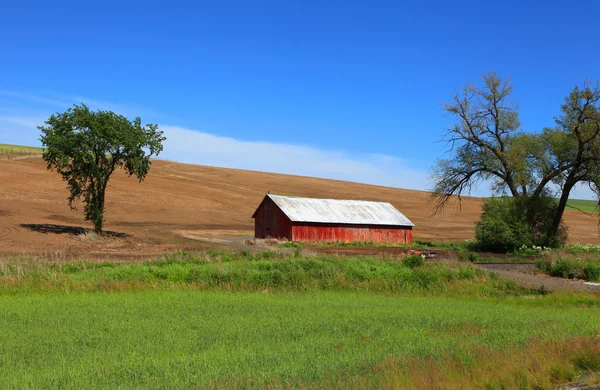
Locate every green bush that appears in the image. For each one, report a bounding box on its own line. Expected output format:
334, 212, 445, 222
402, 255, 425, 268
583, 263, 600, 282
475, 196, 566, 253
458, 252, 481, 262
536, 258, 581, 279
536, 259, 552, 274
550, 259, 576, 278
475, 198, 532, 252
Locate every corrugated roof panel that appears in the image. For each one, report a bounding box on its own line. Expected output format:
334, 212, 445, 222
267, 194, 415, 226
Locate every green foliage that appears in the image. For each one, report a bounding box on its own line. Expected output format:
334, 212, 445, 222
433, 74, 600, 244
537, 259, 569, 278
475, 197, 534, 252
535, 258, 600, 281
583, 263, 600, 282
475, 197, 566, 253
458, 252, 482, 262
39, 104, 165, 233
550, 259, 577, 279
402, 254, 424, 268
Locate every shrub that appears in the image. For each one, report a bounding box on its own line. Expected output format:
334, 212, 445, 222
583, 263, 600, 282
475, 197, 533, 253
475, 196, 566, 253
536, 259, 552, 274
402, 255, 425, 268
536, 258, 581, 279
458, 252, 481, 262
550, 259, 576, 278
468, 252, 481, 262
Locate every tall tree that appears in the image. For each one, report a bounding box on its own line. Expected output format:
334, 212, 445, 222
39, 104, 166, 233
432, 72, 600, 241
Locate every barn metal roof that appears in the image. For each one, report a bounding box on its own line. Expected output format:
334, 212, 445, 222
262, 194, 414, 226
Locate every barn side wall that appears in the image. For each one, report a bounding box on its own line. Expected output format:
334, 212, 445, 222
254, 198, 293, 240
292, 223, 413, 244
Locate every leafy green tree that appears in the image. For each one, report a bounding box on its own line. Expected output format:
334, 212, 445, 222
475, 197, 533, 253
432, 72, 600, 244
39, 104, 165, 233
475, 196, 567, 252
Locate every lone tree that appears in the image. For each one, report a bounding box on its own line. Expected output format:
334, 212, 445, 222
432, 72, 600, 246
39, 104, 165, 233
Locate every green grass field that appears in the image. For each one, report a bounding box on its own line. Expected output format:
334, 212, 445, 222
0, 291, 599, 389
0, 251, 600, 388
566, 198, 599, 213
0, 143, 43, 156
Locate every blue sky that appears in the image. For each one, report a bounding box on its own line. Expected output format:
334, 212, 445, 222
1, 0, 598, 199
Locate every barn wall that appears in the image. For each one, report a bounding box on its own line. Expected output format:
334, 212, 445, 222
292, 223, 412, 244
254, 197, 293, 240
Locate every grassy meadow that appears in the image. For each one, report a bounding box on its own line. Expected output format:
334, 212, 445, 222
0, 251, 599, 389
566, 198, 599, 213
0, 143, 44, 158
0, 251, 521, 296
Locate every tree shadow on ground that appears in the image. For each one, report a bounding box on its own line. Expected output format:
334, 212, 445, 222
20, 224, 130, 238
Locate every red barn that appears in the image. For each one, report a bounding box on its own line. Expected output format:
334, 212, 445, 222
252, 194, 414, 244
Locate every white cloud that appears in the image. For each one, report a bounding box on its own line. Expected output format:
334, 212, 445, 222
0, 116, 45, 128
160, 125, 430, 190
0, 90, 160, 119
0, 90, 596, 199
0, 116, 44, 146
0, 90, 71, 108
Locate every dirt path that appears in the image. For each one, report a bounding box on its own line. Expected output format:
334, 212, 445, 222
475, 263, 600, 293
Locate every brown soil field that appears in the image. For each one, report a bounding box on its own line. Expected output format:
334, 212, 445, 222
0, 157, 598, 259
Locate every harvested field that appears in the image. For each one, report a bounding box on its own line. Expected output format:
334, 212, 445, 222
0, 157, 598, 259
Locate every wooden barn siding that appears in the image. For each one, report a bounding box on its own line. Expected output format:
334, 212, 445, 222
292, 223, 412, 244
254, 197, 293, 240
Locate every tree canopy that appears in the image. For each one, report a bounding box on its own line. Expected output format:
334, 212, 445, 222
432, 72, 600, 243
39, 104, 166, 233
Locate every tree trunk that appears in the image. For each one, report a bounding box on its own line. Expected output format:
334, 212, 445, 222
548, 181, 575, 240
506, 174, 519, 198
92, 181, 107, 234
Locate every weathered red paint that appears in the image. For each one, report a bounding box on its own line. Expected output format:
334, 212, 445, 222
252, 196, 413, 244
292, 223, 412, 244
253, 196, 293, 240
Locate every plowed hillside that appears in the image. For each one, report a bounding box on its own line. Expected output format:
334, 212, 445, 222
0, 157, 597, 259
